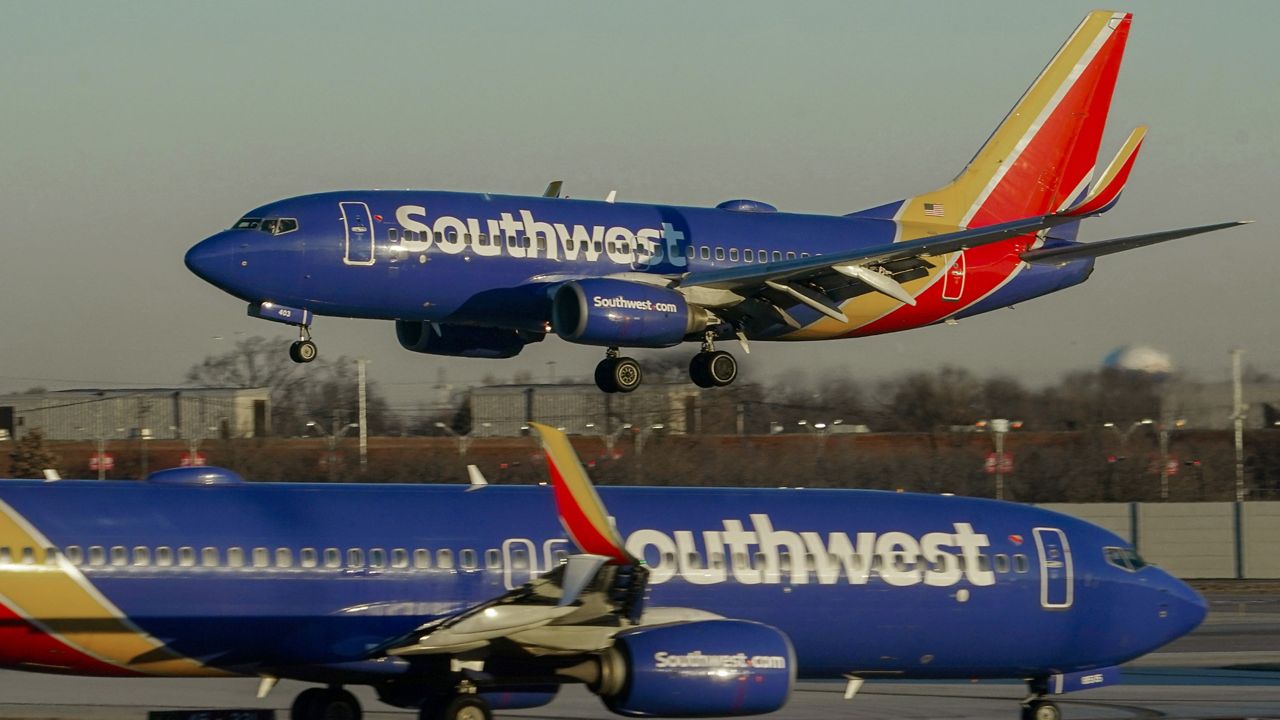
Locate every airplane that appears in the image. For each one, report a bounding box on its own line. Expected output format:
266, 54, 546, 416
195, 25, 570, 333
0, 423, 1205, 720
185, 10, 1244, 393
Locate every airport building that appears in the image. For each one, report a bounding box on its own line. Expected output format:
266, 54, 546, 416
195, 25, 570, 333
469, 383, 700, 437
1163, 380, 1280, 429
0, 388, 271, 441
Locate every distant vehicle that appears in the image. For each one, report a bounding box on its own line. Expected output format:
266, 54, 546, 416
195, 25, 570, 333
186, 9, 1243, 395
0, 424, 1203, 720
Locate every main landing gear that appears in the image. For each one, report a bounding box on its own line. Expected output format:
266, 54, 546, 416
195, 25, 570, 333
425, 693, 492, 720
290, 685, 361, 720
689, 332, 737, 389
594, 348, 643, 394
288, 325, 318, 364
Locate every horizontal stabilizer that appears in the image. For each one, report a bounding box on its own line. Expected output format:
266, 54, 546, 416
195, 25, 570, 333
1062, 126, 1147, 217
1021, 221, 1251, 265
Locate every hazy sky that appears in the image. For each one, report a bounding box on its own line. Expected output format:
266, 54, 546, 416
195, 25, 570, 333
1, 1, 1276, 402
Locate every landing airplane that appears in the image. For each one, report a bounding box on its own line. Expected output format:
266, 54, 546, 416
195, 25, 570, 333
0, 424, 1203, 720
186, 10, 1243, 393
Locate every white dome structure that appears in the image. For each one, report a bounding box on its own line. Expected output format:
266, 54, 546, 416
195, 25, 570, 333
1103, 345, 1175, 377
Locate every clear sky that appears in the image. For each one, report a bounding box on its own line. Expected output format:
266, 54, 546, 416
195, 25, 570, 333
1, 1, 1276, 400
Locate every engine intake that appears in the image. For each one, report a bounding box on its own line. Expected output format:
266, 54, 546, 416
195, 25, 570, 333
395, 321, 539, 359
593, 620, 795, 717
552, 279, 707, 348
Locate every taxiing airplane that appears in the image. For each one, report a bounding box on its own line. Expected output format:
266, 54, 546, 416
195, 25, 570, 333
186, 10, 1244, 393
0, 424, 1203, 720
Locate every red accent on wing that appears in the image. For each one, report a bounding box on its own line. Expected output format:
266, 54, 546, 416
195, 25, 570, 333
545, 452, 630, 564
0, 601, 140, 676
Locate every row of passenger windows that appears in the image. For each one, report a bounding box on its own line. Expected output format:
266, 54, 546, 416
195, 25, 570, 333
0, 545, 537, 572
0, 545, 1034, 576
387, 228, 811, 265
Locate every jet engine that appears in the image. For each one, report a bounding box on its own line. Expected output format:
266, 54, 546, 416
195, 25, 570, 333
394, 321, 540, 359
583, 620, 795, 717
551, 279, 708, 348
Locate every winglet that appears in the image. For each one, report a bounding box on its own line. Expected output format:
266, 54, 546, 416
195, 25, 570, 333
543, 180, 563, 198
529, 422, 634, 565
1062, 126, 1146, 217
465, 464, 488, 492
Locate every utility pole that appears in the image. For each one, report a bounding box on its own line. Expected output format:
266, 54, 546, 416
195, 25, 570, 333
357, 358, 368, 470
1232, 348, 1246, 502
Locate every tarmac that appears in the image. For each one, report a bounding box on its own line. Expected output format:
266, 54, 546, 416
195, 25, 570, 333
0, 592, 1275, 720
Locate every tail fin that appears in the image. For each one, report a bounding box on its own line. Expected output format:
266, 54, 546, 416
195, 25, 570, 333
901, 11, 1133, 229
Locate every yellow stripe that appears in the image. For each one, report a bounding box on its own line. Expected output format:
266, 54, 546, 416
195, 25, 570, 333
0, 501, 228, 676
1092, 125, 1146, 196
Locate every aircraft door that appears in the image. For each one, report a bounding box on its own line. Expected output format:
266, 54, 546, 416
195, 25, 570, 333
942, 251, 966, 300
340, 201, 376, 266
502, 538, 538, 590
1033, 527, 1073, 609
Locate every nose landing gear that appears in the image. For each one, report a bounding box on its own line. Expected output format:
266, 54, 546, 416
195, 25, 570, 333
289, 325, 318, 364
594, 347, 643, 394
689, 333, 738, 388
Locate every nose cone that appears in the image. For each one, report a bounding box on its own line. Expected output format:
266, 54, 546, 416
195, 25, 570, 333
1161, 573, 1209, 639
185, 231, 238, 288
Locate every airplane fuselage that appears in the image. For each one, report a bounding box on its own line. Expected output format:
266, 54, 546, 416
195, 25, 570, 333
188, 190, 1094, 342
0, 480, 1201, 683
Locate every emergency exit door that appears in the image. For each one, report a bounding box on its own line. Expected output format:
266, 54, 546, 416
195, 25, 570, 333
1034, 527, 1073, 609
341, 202, 375, 266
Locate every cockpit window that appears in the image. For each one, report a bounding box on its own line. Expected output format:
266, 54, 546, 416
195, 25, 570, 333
241, 217, 298, 235
1104, 546, 1148, 572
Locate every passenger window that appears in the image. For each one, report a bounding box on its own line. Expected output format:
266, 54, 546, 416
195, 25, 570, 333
977, 554, 991, 572
786, 252, 796, 260
391, 549, 408, 569
684, 245, 694, 258
700, 246, 710, 260
779, 551, 792, 572
1, 547, 14, 564
733, 552, 747, 569
299, 548, 317, 568
1014, 554, 1029, 573
110, 546, 128, 566
369, 549, 386, 569
478, 233, 488, 246
252, 547, 269, 568
177, 547, 196, 567
551, 549, 569, 566
347, 549, 365, 569
744, 249, 754, 262
324, 548, 341, 568
202, 547, 220, 567
43, 547, 58, 565
772, 251, 782, 262
463, 233, 472, 247
460, 549, 478, 570
65, 546, 83, 565
436, 232, 445, 244
88, 546, 106, 566
800, 252, 810, 258
227, 547, 245, 568
715, 248, 725, 261
388, 228, 399, 241
994, 553, 1010, 573
413, 549, 431, 569
275, 548, 293, 568
729, 248, 739, 261
710, 552, 725, 569
132, 546, 150, 567
437, 549, 455, 569
485, 549, 501, 569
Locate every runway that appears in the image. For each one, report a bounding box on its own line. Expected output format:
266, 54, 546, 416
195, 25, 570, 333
0, 592, 1275, 720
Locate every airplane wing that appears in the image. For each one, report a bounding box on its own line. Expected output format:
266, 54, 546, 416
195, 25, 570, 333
675, 214, 1077, 324
382, 424, 655, 658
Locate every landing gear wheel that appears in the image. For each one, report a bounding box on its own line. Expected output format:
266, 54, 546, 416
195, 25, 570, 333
1022, 700, 1060, 720
291, 689, 328, 720
426, 695, 492, 720
595, 358, 620, 393
611, 357, 642, 393
290, 340, 318, 364
689, 351, 737, 388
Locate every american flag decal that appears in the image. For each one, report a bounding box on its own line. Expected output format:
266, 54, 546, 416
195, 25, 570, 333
923, 202, 945, 217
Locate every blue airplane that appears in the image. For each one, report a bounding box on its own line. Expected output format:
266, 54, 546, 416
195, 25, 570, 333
0, 424, 1204, 720
184, 10, 1244, 393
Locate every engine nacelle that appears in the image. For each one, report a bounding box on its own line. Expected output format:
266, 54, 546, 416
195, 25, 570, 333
552, 279, 706, 348
395, 321, 538, 359
597, 620, 795, 717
